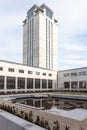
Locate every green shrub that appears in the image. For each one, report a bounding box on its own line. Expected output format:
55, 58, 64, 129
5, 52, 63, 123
53, 120, 60, 130
65, 125, 70, 130
28, 110, 33, 122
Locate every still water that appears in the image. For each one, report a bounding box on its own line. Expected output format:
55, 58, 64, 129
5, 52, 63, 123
18, 97, 87, 110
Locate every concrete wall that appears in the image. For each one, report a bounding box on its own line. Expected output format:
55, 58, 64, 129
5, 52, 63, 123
0, 60, 58, 92
0, 109, 45, 130
58, 67, 87, 91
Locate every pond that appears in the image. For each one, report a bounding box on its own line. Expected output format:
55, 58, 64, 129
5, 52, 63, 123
17, 96, 87, 110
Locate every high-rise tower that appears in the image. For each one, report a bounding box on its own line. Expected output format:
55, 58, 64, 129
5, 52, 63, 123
23, 4, 58, 70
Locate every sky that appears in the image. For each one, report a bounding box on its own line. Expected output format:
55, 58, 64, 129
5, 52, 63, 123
0, 0, 87, 70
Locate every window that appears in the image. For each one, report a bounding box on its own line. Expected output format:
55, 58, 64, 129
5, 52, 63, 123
71, 82, 77, 89
79, 81, 86, 88
43, 73, 46, 76
46, 9, 53, 19
0, 76, 4, 89
27, 78, 33, 89
42, 79, 47, 89
19, 69, 24, 73
7, 77, 15, 89
8, 68, 14, 72
28, 71, 33, 74
64, 73, 70, 77
49, 73, 52, 76
71, 73, 77, 76
78, 71, 87, 76
64, 82, 70, 88
36, 72, 40, 75
27, 6, 35, 19
17, 78, 25, 89
0, 67, 3, 71
48, 80, 52, 88
35, 79, 40, 89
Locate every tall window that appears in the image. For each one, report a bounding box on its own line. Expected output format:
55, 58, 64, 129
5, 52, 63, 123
0, 76, 4, 89
42, 79, 47, 89
35, 79, 40, 89
7, 77, 15, 89
48, 80, 52, 88
64, 82, 70, 88
18, 78, 25, 89
71, 82, 77, 89
27, 78, 33, 89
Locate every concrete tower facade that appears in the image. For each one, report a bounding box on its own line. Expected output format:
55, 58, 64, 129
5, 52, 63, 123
23, 4, 58, 71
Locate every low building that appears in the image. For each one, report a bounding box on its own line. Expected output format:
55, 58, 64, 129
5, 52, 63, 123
0, 60, 58, 93
58, 67, 87, 91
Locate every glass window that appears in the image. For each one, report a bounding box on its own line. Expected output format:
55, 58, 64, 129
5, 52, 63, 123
79, 81, 86, 88
64, 82, 70, 88
71, 82, 77, 89
8, 68, 14, 72
27, 6, 36, 19
71, 73, 77, 76
78, 71, 87, 76
17, 78, 25, 89
49, 73, 52, 76
42, 79, 47, 89
28, 71, 33, 74
46, 9, 53, 19
43, 73, 46, 76
35, 79, 40, 89
7, 77, 15, 89
0, 67, 3, 71
19, 69, 24, 73
64, 73, 70, 77
36, 72, 40, 75
27, 78, 33, 89
48, 80, 52, 88
0, 76, 4, 89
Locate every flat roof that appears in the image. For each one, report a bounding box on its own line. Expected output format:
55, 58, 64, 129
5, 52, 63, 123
58, 66, 87, 72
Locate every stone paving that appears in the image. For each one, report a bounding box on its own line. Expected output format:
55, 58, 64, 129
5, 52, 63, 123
47, 107, 87, 121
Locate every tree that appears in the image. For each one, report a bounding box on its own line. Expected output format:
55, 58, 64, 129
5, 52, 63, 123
28, 110, 33, 122
20, 110, 24, 118
65, 125, 70, 130
53, 120, 60, 130
35, 116, 41, 126
24, 112, 28, 120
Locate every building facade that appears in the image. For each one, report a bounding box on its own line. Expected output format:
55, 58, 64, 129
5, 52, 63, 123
58, 67, 87, 91
23, 4, 58, 71
0, 60, 57, 93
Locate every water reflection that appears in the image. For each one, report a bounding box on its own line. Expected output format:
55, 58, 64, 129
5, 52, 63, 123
19, 98, 87, 110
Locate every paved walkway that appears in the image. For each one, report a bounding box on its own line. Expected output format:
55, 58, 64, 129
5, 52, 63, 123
47, 107, 87, 121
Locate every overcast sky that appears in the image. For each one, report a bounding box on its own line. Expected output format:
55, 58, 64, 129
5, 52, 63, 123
0, 0, 87, 70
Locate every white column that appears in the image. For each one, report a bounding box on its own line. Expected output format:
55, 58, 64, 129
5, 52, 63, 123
33, 78, 35, 92
25, 78, 27, 92
4, 76, 7, 93
15, 77, 17, 92
40, 99, 42, 107
40, 79, 42, 91
52, 80, 54, 91
69, 82, 71, 91
47, 79, 48, 91
77, 81, 79, 89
